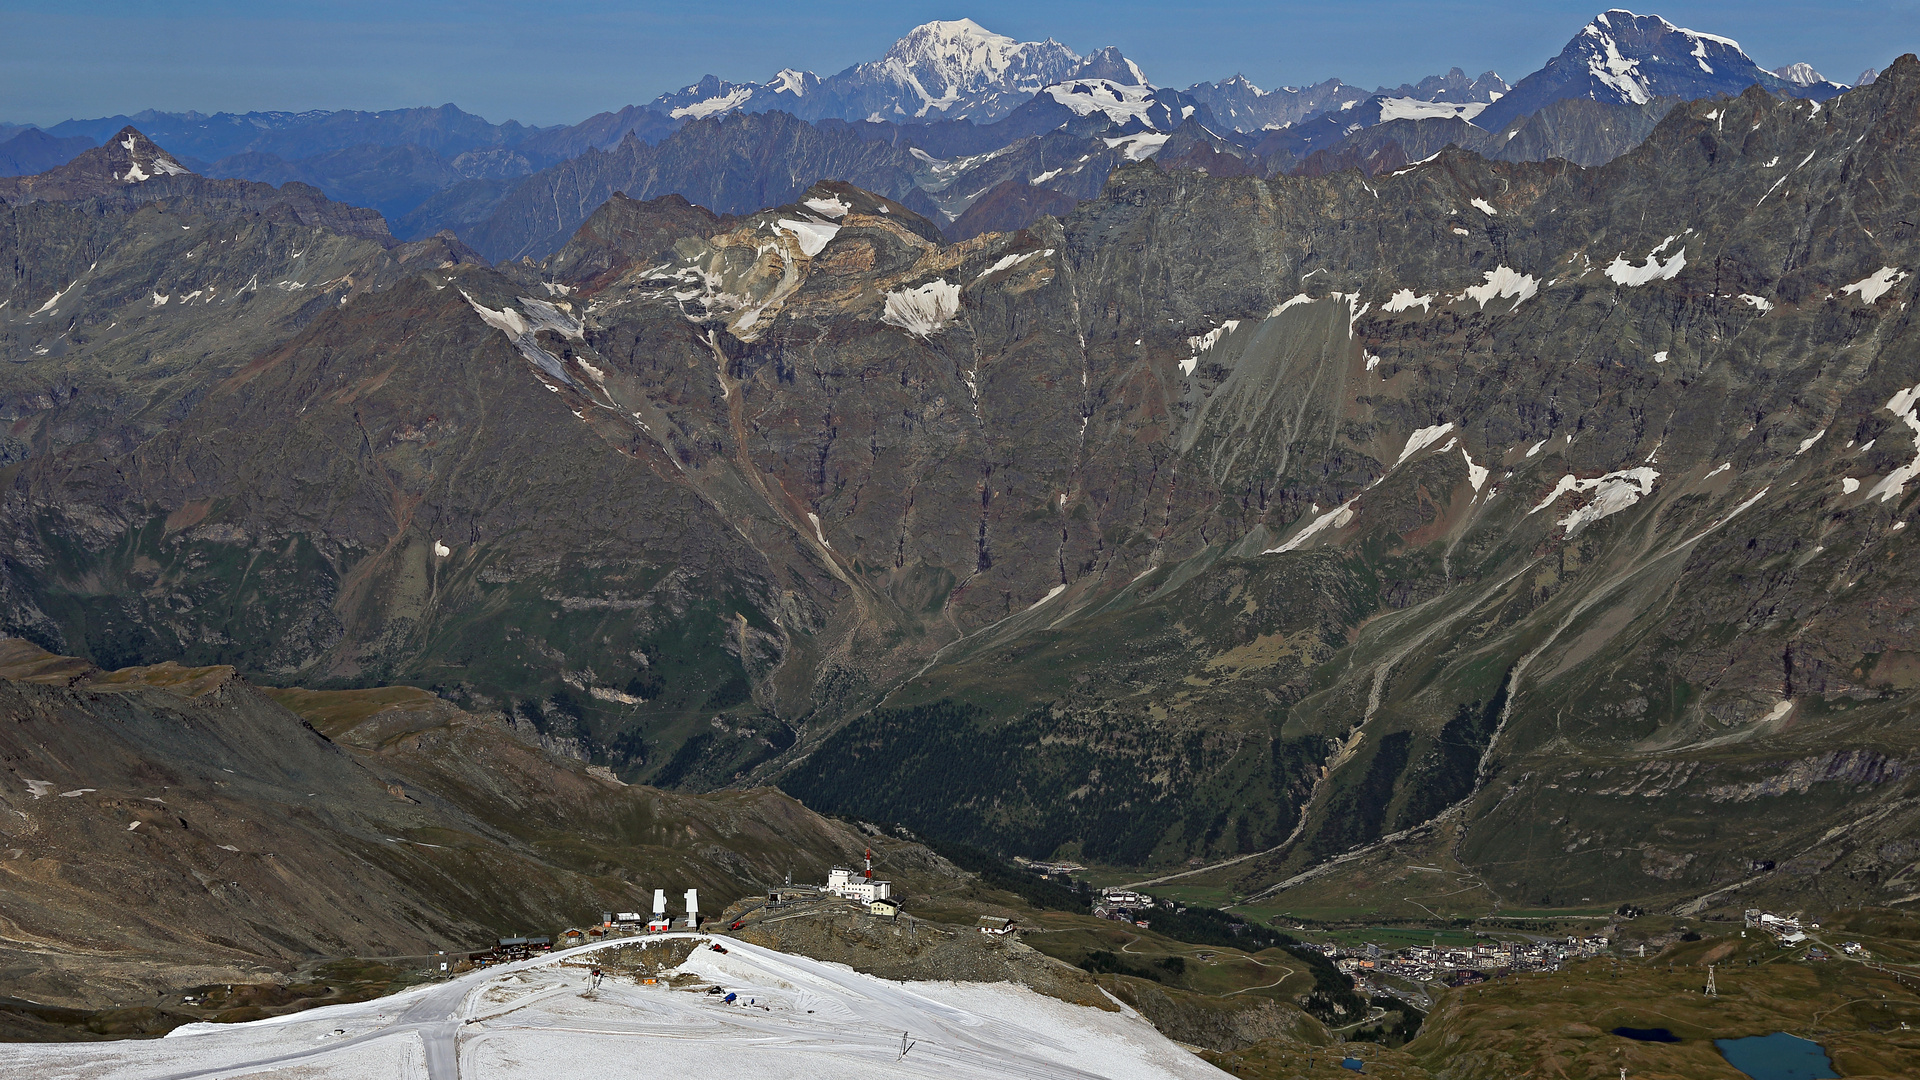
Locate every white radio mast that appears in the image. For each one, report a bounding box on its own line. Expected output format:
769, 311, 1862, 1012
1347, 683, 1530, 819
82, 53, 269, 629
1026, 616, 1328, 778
684, 888, 699, 928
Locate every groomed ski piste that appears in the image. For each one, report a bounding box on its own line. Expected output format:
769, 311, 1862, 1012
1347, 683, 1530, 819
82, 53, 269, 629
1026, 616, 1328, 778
3, 933, 1229, 1079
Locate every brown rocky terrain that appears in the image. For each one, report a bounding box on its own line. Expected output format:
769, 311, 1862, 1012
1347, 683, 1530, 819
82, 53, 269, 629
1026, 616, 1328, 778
0, 638, 955, 1018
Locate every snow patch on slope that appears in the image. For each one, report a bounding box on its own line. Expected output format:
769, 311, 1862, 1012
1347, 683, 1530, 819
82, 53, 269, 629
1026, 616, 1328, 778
1104, 132, 1170, 160
1530, 467, 1660, 533
1459, 266, 1538, 309
775, 218, 840, 257
1394, 423, 1455, 469
1379, 98, 1488, 123
1183, 320, 1241, 375
1605, 243, 1686, 286
976, 250, 1047, 280
1050, 79, 1162, 126
461, 290, 580, 388
1266, 500, 1357, 554
881, 279, 962, 337
1867, 382, 1920, 503
802, 196, 851, 219
1383, 289, 1434, 314
1842, 266, 1908, 304
31, 283, 74, 316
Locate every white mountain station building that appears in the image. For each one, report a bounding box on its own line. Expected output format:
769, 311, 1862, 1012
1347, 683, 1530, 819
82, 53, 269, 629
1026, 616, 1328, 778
826, 866, 891, 903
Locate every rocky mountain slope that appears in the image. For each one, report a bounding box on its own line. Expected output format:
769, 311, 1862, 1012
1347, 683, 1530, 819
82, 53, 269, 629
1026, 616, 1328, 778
773, 60, 1920, 914
8, 47, 1920, 926
1283, 96, 1678, 177
0, 637, 946, 1012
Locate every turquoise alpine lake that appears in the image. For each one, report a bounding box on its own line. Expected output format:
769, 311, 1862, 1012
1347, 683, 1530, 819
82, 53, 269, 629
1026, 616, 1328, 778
1714, 1032, 1838, 1080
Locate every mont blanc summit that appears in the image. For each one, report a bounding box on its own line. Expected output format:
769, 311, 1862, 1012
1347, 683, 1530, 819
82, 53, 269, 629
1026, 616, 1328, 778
648, 19, 1083, 124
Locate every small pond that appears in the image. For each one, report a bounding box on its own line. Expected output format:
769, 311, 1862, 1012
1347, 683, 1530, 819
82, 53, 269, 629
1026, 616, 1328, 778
1611, 1027, 1681, 1042
1714, 1032, 1838, 1080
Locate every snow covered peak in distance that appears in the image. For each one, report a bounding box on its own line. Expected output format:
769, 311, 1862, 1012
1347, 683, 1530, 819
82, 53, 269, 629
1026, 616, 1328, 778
98, 126, 193, 183
1772, 62, 1835, 87
643, 19, 1080, 126
860, 19, 1082, 119
1476, 9, 1845, 131
1182, 75, 1373, 132
1071, 46, 1152, 87
650, 72, 818, 121
1376, 66, 1509, 104
1858, 67, 1881, 85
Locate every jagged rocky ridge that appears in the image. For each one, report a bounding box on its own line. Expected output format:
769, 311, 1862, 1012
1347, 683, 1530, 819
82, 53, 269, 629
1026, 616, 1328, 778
6, 54, 1920, 920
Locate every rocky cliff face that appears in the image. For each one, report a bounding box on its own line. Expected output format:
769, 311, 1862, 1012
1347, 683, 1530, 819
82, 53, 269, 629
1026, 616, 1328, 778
7, 59, 1920, 917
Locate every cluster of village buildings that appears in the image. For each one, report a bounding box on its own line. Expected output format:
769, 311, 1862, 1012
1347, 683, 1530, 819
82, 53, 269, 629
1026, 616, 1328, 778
1324, 935, 1613, 988
1089, 884, 1622, 991
1093, 887, 1166, 926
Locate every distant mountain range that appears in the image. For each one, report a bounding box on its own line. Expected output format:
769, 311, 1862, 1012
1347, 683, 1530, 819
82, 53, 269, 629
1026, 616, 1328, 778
0, 10, 1883, 252
10, 52, 1920, 930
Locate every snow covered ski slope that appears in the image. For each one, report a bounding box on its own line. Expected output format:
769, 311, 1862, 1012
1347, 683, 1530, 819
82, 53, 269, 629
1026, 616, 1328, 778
3, 934, 1226, 1079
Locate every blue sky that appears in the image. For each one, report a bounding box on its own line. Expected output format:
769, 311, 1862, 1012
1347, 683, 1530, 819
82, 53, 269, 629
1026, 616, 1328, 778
3, 1, 1916, 127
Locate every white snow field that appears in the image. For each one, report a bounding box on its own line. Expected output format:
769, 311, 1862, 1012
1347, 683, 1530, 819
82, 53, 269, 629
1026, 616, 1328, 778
2, 934, 1226, 1080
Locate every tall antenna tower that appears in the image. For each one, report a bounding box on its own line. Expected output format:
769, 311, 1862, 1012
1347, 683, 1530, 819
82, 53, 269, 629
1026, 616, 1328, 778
864, 846, 873, 881
1705, 964, 1717, 996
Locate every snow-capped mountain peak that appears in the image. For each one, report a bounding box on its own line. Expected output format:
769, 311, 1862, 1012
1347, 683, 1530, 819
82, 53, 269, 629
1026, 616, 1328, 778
870, 19, 1081, 118
1072, 46, 1152, 88
883, 19, 1020, 70
1475, 8, 1843, 132
769, 69, 814, 96
103, 127, 192, 182
1773, 62, 1830, 87
1574, 9, 1745, 103
647, 19, 1083, 125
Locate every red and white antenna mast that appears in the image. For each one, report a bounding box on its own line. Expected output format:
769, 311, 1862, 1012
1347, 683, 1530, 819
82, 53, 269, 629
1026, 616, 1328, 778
865, 847, 873, 880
